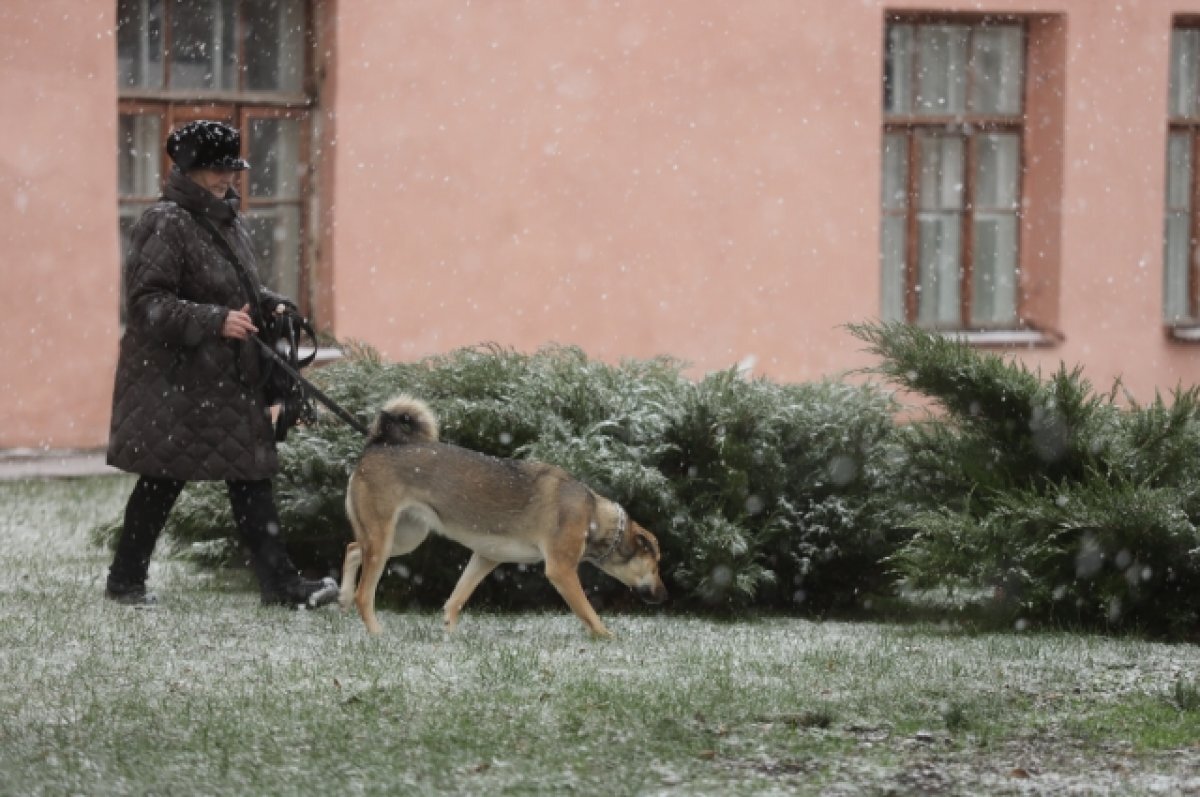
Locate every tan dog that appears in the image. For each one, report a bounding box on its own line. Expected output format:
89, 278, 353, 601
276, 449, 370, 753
339, 395, 668, 637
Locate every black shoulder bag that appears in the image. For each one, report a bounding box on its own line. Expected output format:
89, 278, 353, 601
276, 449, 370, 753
188, 210, 318, 441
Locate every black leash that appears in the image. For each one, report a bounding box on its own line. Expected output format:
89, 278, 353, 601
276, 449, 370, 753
187, 208, 370, 438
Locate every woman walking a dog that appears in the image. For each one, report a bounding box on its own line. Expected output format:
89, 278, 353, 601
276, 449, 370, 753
104, 120, 336, 610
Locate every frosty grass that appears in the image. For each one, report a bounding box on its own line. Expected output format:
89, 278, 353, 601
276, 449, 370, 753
2, 476, 1199, 796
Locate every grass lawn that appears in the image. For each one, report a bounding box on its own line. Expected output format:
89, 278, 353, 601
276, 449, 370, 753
2, 476, 1199, 796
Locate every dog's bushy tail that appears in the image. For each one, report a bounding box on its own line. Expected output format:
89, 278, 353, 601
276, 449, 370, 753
367, 394, 439, 445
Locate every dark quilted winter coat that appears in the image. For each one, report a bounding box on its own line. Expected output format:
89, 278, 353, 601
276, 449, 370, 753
107, 167, 289, 481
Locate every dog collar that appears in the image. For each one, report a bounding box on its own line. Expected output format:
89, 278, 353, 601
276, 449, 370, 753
588, 504, 627, 563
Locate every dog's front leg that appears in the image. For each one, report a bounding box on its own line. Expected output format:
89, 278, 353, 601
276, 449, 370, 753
544, 560, 613, 639
443, 552, 499, 632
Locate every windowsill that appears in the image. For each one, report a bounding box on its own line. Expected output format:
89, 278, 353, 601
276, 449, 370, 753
299, 346, 345, 365
939, 329, 1060, 348
1167, 325, 1200, 342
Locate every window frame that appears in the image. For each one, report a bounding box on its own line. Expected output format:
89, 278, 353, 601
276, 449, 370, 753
882, 14, 1030, 333
1166, 18, 1200, 336
116, 0, 317, 317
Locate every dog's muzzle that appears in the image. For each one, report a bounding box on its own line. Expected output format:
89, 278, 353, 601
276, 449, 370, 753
638, 582, 668, 604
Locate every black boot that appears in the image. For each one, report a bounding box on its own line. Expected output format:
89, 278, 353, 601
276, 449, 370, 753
104, 577, 159, 607
243, 529, 338, 609
105, 477, 184, 608
227, 480, 338, 609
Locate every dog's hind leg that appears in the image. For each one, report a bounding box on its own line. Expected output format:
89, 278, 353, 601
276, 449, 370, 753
338, 542, 362, 611
341, 475, 367, 612
443, 552, 499, 633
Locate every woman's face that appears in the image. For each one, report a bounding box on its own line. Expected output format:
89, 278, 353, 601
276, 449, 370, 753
189, 168, 237, 198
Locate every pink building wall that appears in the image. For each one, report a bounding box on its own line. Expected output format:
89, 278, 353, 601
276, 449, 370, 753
3, 0, 1200, 450
1, 0, 121, 450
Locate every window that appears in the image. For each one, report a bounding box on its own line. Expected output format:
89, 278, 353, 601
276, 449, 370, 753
116, 0, 313, 314
881, 19, 1026, 331
1166, 24, 1200, 328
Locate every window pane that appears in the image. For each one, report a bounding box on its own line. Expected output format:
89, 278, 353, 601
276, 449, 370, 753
917, 214, 962, 325
916, 133, 964, 325
244, 1, 306, 92
1165, 131, 1194, 322
972, 214, 1018, 326
975, 132, 1020, 210
247, 117, 303, 199
882, 133, 909, 210
917, 133, 965, 211
118, 114, 163, 197
170, 0, 237, 90
1166, 132, 1192, 211
881, 132, 909, 322
970, 26, 1024, 115
973, 132, 1019, 327
916, 25, 968, 115
884, 25, 914, 115
245, 206, 302, 300
1169, 29, 1200, 119
1164, 214, 1192, 322
117, 0, 164, 89
881, 215, 908, 321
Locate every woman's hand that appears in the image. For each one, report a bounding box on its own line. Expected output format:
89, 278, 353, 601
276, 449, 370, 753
221, 304, 259, 340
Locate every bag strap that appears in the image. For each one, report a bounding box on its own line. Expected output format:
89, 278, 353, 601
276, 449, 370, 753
186, 210, 267, 328
187, 209, 317, 370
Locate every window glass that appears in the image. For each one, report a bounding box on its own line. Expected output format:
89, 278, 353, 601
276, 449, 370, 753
881, 133, 909, 321
972, 133, 1019, 326
970, 26, 1024, 115
916, 134, 965, 325
881, 216, 908, 322
1164, 132, 1193, 321
917, 216, 962, 326
972, 216, 1018, 325
248, 117, 302, 199
917, 133, 964, 212
1169, 29, 1200, 119
884, 25, 914, 115
245, 207, 302, 300
1163, 214, 1191, 322
117, 114, 162, 197
170, 0, 237, 90
1166, 132, 1191, 211
975, 132, 1020, 210
117, 0, 164, 89
881, 133, 909, 210
244, 1, 307, 92
915, 25, 968, 115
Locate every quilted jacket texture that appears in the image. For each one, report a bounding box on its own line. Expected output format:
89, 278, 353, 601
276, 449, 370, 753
107, 167, 288, 481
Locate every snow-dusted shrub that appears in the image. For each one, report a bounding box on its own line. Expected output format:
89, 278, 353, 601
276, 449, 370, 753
94, 342, 907, 614
852, 321, 1200, 638
656, 370, 905, 610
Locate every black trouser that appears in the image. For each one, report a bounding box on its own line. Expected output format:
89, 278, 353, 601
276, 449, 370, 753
107, 476, 296, 592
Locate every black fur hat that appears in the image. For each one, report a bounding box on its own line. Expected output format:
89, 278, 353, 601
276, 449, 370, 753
166, 120, 250, 172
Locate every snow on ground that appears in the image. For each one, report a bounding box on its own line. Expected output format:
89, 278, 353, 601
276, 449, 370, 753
3, 476, 1200, 796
